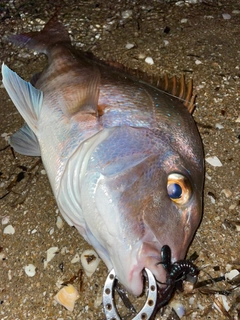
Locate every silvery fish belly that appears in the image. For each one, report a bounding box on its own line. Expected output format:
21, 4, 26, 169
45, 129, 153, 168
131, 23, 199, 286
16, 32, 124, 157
2, 17, 204, 296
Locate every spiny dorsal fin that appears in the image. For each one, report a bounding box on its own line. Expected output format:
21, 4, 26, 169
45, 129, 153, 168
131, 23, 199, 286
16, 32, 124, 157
84, 54, 196, 114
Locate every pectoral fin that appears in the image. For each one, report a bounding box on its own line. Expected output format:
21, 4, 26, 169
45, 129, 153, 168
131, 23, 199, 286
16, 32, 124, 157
2, 63, 43, 133
9, 123, 41, 156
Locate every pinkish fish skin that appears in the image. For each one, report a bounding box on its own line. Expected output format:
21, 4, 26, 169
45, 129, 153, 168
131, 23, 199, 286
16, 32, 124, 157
2, 17, 204, 296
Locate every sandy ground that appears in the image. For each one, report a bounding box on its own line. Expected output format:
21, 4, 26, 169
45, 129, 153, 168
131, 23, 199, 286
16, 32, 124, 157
0, 0, 239, 319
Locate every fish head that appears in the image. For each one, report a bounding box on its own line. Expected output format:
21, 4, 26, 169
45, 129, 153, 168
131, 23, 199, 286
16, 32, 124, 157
82, 124, 204, 296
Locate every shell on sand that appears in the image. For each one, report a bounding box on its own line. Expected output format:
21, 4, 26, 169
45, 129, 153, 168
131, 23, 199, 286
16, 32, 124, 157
80, 249, 100, 277
54, 284, 80, 312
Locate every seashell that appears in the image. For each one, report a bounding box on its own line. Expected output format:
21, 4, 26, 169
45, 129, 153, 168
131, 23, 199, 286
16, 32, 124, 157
54, 284, 79, 312
170, 301, 186, 318
24, 264, 36, 277
80, 249, 100, 277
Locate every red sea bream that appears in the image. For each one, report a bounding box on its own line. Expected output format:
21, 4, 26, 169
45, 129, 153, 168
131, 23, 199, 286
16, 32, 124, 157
2, 17, 204, 296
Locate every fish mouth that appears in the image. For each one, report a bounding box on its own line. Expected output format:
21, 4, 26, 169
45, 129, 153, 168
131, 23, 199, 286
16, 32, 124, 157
114, 239, 187, 296
114, 242, 167, 296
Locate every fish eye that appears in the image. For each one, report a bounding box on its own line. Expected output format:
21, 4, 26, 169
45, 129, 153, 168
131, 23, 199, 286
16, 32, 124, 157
167, 173, 191, 205
167, 183, 182, 199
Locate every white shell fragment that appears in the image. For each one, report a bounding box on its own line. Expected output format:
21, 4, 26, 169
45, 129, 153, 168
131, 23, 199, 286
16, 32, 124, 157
225, 269, 239, 280
205, 156, 222, 167
145, 57, 154, 65
215, 123, 224, 129
3, 225, 15, 234
56, 216, 63, 229
24, 264, 36, 277
54, 284, 80, 312
71, 253, 80, 264
44, 246, 59, 268
213, 294, 230, 313
80, 249, 100, 277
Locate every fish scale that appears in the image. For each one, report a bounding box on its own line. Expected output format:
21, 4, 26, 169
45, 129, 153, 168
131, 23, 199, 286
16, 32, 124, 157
2, 15, 204, 297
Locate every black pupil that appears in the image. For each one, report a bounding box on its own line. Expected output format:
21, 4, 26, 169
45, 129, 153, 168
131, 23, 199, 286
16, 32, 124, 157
167, 183, 182, 199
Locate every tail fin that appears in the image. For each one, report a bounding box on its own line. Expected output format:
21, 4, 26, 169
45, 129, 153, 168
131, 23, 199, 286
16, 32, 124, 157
7, 15, 70, 54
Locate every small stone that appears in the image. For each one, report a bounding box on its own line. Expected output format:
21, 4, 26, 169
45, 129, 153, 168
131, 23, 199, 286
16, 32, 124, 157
180, 18, 188, 23
215, 123, 224, 129
24, 264, 36, 277
1, 216, 10, 225
56, 216, 63, 229
125, 43, 134, 49
195, 59, 202, 65
121, 10, 132, 19
3, 225, 15, 234
145, 57, 154, 65
170, 301, 185, 318
138, 53, 146, 59
222, 13, 231, 20
41, 169, 46, 175
175, 1, 185, 7
221, 189, 232, 198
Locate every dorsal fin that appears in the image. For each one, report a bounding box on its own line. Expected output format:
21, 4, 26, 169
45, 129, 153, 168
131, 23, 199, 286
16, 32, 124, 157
83, 53, 196, 114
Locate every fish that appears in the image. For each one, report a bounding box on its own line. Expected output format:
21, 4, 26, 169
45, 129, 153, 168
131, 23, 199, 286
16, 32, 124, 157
2, 16, 204, 296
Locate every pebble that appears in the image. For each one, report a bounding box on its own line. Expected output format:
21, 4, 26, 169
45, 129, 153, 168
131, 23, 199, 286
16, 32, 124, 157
180, 18, 188, 23
138, 53, 146, 59
121, 10, 132, 19
195, 59, 202, 65
3, 225, 15, 234
24, 264, 36, 277
221, 189, 232, 198
145, 57, 154, 65
170, 301, 185, 317
1, 216, 10, 225
222, 13, 231, 20
56, 216, 63, 229
205, 156, 222, 167
125, 43, 134, 49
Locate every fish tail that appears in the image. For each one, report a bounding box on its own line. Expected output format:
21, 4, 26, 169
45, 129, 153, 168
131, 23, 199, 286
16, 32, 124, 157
7, 15, 70, 54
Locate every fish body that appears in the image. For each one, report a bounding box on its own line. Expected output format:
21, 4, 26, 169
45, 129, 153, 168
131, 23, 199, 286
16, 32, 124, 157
2, 17, 204, 296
